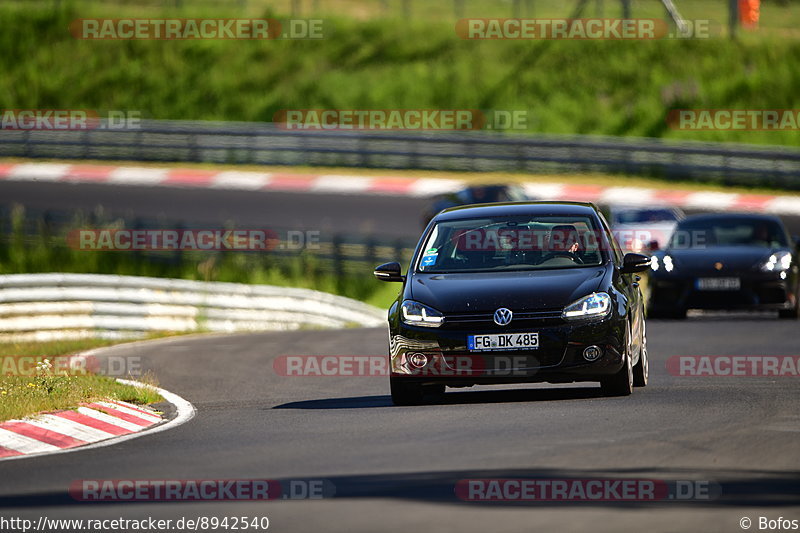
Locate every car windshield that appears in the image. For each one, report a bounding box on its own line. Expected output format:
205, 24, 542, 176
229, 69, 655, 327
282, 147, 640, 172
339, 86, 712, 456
417, 215, 605, 273
614, 208, 679, 225
669, 218, 788, 249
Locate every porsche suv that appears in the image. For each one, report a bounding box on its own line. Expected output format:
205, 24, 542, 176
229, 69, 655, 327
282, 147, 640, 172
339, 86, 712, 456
374, 202, 651, 405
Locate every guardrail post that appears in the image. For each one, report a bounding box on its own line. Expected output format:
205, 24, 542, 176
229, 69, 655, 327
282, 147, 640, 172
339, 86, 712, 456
729, 0, 739, 38
189, 131, 199, 162
621, 0, 631, 18
365, 237, 376, 271
332, 234, 343, 292
454, 0, 464, 18
394, 239, 405, 268
23, 130, 31, 158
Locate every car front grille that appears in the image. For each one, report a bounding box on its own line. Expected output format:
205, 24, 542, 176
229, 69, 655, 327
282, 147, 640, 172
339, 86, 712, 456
444, 309, 565, 329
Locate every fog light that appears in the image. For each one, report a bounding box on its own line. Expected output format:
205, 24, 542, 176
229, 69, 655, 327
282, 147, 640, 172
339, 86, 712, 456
583, 345, 602, 361
408, 353, 429, 368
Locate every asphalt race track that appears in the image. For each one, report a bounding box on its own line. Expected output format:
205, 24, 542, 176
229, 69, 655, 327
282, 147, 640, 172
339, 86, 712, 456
1, 320, 799, 532
1, 179, 799, 532
2, 180, 800, 240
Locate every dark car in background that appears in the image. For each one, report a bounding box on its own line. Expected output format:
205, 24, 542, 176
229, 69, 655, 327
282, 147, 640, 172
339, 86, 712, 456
375, 202, 651, 405
648, 213, 800, 319
421, 184, 529, 227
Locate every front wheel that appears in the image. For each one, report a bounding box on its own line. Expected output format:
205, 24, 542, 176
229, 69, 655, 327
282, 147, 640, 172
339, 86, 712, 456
390, 379, 424, 405
778, 301, 799, 319
601, 325, 633, 397
633, 321, 649, 387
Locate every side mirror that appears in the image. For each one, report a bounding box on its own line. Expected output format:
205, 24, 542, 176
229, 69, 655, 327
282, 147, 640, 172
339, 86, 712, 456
373, 262, 405, 282
621, 253, 651, 274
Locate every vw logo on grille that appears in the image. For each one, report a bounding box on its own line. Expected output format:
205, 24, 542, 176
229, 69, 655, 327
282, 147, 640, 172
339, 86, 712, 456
493, 308, 513, 326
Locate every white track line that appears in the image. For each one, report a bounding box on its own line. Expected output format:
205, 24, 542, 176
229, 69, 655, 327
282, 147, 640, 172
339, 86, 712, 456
409, 178, 463, 196
210, 171, 271, 190
0, 380, 195, 462
7, 163, 72, 181
96, 401, 161, 423
23, 415, 115, 442
0, 428, 62, 454
75, 406, 151, 432
311, 175, 373, 193
108, 167, 169, 186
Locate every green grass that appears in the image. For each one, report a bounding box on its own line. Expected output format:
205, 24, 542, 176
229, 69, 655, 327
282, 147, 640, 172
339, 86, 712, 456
2, 2, 800, 146
16, 0, 800, 33
0, 338, 163, 422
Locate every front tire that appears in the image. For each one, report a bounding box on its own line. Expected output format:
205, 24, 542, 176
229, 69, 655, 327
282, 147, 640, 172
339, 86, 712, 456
390, 379, 424, 405
633, 347, 649, 387
601, 325, 634, 397
633, 321, 649, 387
779, 300, 799, 319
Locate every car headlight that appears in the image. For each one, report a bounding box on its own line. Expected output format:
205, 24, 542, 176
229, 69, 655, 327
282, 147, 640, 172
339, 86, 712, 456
761, 251, 792, 272
563, 292, 611, 320
401, 300, 444, 327
663, 255, 674, 272
651, 255, 673, 273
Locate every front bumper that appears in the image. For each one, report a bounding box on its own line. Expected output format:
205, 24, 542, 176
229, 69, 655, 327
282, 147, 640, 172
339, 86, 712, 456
650, 272, 796, 312
389, 315, 626, 386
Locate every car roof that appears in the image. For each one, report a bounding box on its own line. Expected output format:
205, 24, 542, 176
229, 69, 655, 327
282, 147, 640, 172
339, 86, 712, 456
678, 212, 784, 225
435, 201, 600, 221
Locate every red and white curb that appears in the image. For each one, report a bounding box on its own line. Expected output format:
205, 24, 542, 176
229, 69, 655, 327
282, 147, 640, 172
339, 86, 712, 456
0, 380, 195, 461
1, 162, 799, 216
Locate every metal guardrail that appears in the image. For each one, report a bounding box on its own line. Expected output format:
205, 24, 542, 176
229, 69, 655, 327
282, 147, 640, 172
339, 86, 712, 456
0, 273, 385, 342
1, 120, 799, 189
0, 205, 418, 276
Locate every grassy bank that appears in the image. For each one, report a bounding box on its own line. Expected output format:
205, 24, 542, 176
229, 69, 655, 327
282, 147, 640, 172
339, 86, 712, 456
0, 339, 163, 422
2, 3, 799, 146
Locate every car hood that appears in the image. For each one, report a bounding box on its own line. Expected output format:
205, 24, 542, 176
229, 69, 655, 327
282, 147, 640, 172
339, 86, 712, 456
409, 267, 607, 314
662, 246, 781, 271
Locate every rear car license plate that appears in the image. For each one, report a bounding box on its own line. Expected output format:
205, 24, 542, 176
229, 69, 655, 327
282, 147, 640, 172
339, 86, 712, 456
696, 277, 741, 291
468, 332, 539, 351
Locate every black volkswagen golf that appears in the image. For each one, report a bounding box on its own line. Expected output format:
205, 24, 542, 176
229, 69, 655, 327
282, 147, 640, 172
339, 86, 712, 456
374, 202, 651, 405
